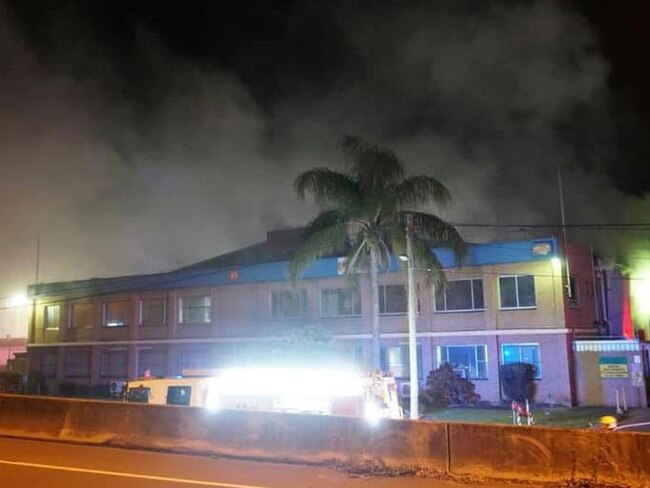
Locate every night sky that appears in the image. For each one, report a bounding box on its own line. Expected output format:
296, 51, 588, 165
1, 0, 650, 295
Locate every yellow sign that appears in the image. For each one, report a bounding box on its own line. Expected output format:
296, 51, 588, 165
598, 357, 629, 378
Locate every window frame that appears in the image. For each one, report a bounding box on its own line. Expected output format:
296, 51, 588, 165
68, 303, 94, 329
41, 353, 57, 378
378, 284, 408, 315
269, 288, 307, 319
179, 295, 212, 324
63, 348, 91, 378
103, 300, 131, 328
568, 275, 580, 309
139, 298, 167, 326
43, 304, 61, 330
436, 344, 489, 380
498, 275, 537, 310
501, 343, 542, 380
320, 287, 362, 318
434, 278, 485, 313
100, 348, 129, 378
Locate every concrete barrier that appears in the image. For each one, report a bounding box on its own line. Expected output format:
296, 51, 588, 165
0, 394, 448, 471
0, 394, 649, 486
448, 422, 650, 486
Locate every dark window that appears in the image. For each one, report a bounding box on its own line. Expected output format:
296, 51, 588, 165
41, 353, 57, 378
435, 279, 484, 312
70, 303, 93, 328
127, 387, 150, 403
270, 289, 307, 319
321, 288, 361, 317
100, 349, 128, 378
499, 275, 536, 309
167, 386, 192, 406
379, 285, 407, 314
44, 305, 60, 330
64, 349, 91, 378
568, 276, 580, 308
140, 298, 166, 325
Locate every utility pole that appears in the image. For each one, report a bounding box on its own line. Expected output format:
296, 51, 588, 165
557, 166, 571, 298
405, 214, 419, 420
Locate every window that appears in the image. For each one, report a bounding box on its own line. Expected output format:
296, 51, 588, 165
64, 348, 91, 378
435, 279, 484, 312
140, 298, 166, 325
138, 349, 167, 378
41, 353, 57, 378
501, 343, 541, 379
380, 345, 423, 379
167, 386, 192, 406
104, 300, 131, 327
379, 284, 407, 314
321, 288, 361, 317
499, 275, 536, 309
568, 276, 580, 308
100, 349, 128, 378
270, 289, 307, 319
69, 303, 93, 328
179, 296, 211, 324
178, 347, 214, 373
127, 387, 150, 403
44, 305, 60, 330
437, 345, 488, 380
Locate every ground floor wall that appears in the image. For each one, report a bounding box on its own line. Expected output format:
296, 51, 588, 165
27, 330, 575, 405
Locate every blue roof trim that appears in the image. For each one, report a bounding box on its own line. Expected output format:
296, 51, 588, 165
146, 237, 558, 288
33, 237, 558, 297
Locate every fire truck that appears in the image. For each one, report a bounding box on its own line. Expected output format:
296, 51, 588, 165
125, 367, 403, 421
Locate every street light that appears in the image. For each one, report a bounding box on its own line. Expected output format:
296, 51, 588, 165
400, 215, 419, 420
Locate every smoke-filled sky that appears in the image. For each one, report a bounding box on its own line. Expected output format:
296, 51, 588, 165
1, 0, 650, 296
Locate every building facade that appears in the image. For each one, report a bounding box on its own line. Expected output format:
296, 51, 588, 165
27, 232, 607, 405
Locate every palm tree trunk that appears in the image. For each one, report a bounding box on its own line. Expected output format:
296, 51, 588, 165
370, 250, 381, 369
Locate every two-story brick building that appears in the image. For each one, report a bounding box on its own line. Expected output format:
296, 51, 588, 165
27, 230, 607, 405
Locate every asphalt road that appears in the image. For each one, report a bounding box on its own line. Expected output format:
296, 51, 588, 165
0, 436, 543, 488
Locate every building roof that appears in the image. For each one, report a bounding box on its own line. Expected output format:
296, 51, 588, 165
29, 230, 559, 300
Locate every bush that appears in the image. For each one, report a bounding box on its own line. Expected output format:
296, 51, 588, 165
422, 363, 481, 407
499, 363, 537, 403
25, 371, 47, 395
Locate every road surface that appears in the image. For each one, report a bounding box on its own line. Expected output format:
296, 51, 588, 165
0, 436, 543, 488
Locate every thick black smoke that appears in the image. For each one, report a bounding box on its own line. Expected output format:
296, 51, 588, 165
0, 0, 647, 296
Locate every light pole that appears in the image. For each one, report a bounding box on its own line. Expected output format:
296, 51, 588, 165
404, 214, 419, 419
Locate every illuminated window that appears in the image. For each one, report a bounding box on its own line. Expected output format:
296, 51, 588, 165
435, 279, 484, 312
69, 303, 93, 328
380, 345, 423, 379
437, 345, 488, 380
379, 284, 407, 314
501, 343, 541, 379
498, 275, 536, 309
270, 289, 307, 319
140, 298, 166, 325
179, 296, 211, 324
321, 288, 361, 317
44, 305, 60, 330
103, 300, 131, 327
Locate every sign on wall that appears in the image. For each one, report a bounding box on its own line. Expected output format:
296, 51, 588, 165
598, 357, 629, 378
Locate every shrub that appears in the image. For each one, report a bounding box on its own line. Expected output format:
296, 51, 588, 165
499, 363, 537, 403
422, 363, 481, 407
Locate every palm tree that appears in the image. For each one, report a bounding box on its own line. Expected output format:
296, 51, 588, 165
290, 136, 465, 369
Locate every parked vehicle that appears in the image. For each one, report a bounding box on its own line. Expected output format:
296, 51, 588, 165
125, 367, 403, 421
